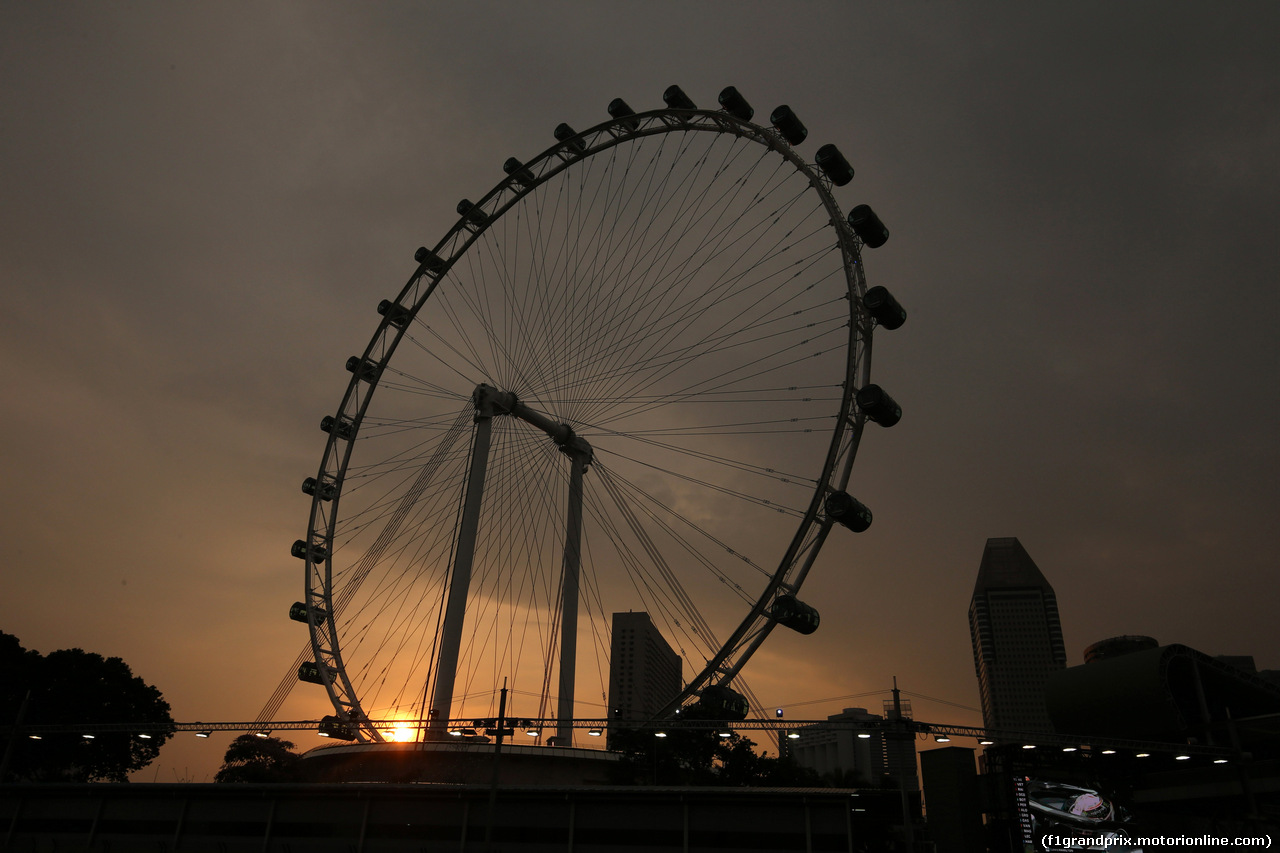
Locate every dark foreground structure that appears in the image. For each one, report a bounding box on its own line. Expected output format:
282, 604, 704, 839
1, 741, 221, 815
0, 782, 907, 852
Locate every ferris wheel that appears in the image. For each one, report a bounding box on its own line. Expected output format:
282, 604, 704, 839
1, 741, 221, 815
290, 85, 907, 745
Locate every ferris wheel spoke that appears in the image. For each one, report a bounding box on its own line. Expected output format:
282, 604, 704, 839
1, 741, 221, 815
587, 466, 734, 658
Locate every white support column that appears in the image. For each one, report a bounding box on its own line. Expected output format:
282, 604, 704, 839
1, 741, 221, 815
556, 448, 589, 746
427, 388, 509, 736
426, 384, 591, 741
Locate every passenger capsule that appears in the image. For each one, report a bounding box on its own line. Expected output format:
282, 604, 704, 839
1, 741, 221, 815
503, 157, 535, 187
769, 105, 807, 146
848, 204, 889, 248
824, 491, 872, 533
855, 384, 902, 427
413, 247, 446, 274
301, 476, 337, 501
770, 594, 820, 635
718, 86, 754, 121
289, 601, 328, 623
457, 199, 489, 228
815, 144, 855, 186
320, 415, 355, 440
697, 684, 750, 720
607, 97, 639, 130
378, 299, 411, 330
345, 355, 378, 383
554, 123, 586, 153
862, 285, 907, 330
663, 85, 696, 110
291, 539, 328, 561
298, 662, 327, 685
318, 715, 356, 740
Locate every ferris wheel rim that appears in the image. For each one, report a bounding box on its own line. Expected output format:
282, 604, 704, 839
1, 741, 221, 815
300, 101, 876, 741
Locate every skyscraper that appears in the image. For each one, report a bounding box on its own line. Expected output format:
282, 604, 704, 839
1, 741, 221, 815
968, 537, 1067, 734
607, 612, 681, 739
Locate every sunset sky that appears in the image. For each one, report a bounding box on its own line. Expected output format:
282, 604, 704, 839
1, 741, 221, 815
2, 2, 1276, 782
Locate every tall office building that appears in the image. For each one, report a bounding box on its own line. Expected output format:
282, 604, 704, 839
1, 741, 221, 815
968, 537, 1067, 734
607, 612, 681, 736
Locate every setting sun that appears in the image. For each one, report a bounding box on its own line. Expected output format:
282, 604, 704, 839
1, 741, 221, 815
378, 724, 419, 743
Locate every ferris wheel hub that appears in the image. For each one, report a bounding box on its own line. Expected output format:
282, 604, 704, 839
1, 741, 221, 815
471, 383, 593, 465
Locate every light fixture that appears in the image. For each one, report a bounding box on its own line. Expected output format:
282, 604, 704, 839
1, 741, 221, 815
978, 738, 995, 745
786, 731, 800, 740
82, 734, 96, 740
1021, 744, 1036, 750
447, 728, 463, 737
1101, 749, 1116, 755
1062, 746, 1077, 752
857, 732, 872, 739
196, 731, 211, 738
524, 727, 540, 737
1214, 758, 1229, 764
1175, 754, 1190, 761
934, 734, 950, 743
27, 734, 41, 740
717, 729, 732, 739
254, 729, 271, 739
588, 728, 602, 737
138, 733, 153, 740
1135, 752, 1150, 758
654, 731, 668, 738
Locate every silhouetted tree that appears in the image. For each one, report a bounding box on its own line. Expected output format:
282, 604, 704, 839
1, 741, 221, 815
215, 734, 303, 782
606, 726, 824, 787
1, 631, 173, 782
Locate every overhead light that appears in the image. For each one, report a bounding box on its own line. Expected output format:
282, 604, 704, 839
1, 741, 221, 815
254, 729, 271, 739
1062, 746, 1077, 752
786, 731, 800, 740
654, 731, 668, 738
447, 728, 463, 737
588, 728, 603, 737
82, 734, 96, 740
1214, 758, 1229, 764
1175, 754, 1190, 761
934, 735, 950, 743
524, 727, 540, 737
857, 732, 872, 739
1101, 749, 1116, 755
137, 733, 153, 739
1135, 752, 1150, 758
27, 734, 42, 740
1021, 744, 1036, 750
196, 731, 211, 738
979, 738, 995, 745
717, 729, 732, 739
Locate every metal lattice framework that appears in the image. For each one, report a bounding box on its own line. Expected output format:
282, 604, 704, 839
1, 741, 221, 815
298, 93, 884, 743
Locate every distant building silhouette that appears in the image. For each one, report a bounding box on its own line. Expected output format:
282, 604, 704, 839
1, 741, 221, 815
919, 746, 984, 853
607, 612, 680, 743
968, 537, 1066, 734
1083, 634, 1158, 664
1047, 642, 1280, 751
790, 705, 919, 791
